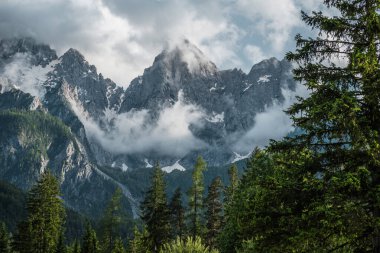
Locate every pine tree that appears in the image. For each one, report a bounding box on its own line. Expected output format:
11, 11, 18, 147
140, 163, 171, 252
14, 170, 65, 253
188, 156, 207, 240
81, 223, 99, 253
55, 232, 67, 253
100, 188, 123, 253
0, 222, 11, 253
111, 238, 124, 253
127, 226, 150, 253
70, 240, 80, 253
262, 0, 380, 251
12, 221, 32, 253
204, 177, 224, 249
218, 149, 287, 253
225, 164, 239, 204
169, 188, 185, 240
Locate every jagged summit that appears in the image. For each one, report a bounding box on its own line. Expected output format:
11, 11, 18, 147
0, 37, 298, 219
152, 39, 217, 76
0, 36, 296, 168
61, 48, 86, 61
0, 37, 57, 67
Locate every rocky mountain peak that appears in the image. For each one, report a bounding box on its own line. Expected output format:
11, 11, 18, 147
62, 48, 85, 62
0, 37, 57, 67
153, 39, 217, 76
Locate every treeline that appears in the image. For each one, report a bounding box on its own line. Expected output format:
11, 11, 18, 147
2, 0, 380, 252
0, 170, 134, 253
0, 157, 240, 253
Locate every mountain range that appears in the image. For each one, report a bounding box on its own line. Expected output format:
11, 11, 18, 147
0, 37, 297, 218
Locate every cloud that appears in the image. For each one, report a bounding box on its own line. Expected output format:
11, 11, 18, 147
235, 0, 300, 53
66, 88, 207, 157
0, 0, 325, 86
244, 44, 268, 65
0, 52, 54, 98
233, 82, 309, 153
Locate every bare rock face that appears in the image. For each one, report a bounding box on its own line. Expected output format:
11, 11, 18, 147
0, 37, 296, 216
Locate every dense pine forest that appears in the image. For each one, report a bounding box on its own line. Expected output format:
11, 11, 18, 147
1, 0, 380, 252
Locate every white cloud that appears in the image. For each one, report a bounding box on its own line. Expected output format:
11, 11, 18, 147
235, 0, 300, 53
0, 52, 55, 98
0, 0, 325, 85
244, 44, 268, 65
66, 89, 207, 157
233, 82, 309, 153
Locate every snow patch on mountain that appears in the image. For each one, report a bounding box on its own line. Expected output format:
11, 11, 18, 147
144, 159, 153, 168
257, 75, 271, 83
162, 160, 186, 173
121, 163, 128, 172
231, 152, 251, 163
243, 83, 254, 92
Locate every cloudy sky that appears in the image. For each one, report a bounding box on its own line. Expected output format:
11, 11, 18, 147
0, 0, 323, 86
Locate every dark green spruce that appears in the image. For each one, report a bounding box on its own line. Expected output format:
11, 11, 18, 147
100, 188, 123, 253
221, 0, 380, 252
187, 156, 207, 240
169, 188, 186, 240
204, 176, 224, 249
140, 163, 171, 252
13, 170, 65, 253
0, 222, 11, 253
81, 223, 99, 253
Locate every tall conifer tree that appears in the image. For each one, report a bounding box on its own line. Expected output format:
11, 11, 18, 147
100, 188, 123, 253
0, 222, 11, 253
204, 177, 224, 249
225, 164, 239, 204
169, 188, 185, 240
266, 0, 380, 251
140, 163, 170, 252
188, 156, 207, 240
14, 170, 65, 253
81, 223, 99, 253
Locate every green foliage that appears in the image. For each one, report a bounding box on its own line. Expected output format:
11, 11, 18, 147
111, 238, 125, 253
219, 149, 277, 253
81, 223, 99, 253
159, 236, 219, 253
169, 188, 186, 240
140, 164, 171, 252
0, 110, 77, 159
127, 226, 150, 253
0, 181, 27, 232
219, 1, 380, 251
98, 161, 246, 205
55, 232, 67, 253
12, 221, 32, 253
188, 157, 207, 240
235, 239, 255, 253
13, 170, 65, 253
100, 188, 123, 253
0, 222, 11, 253
225, 164, 239, 204
204, 177, 223, 249
270, 0, 380, 251
68, 240, 80, 253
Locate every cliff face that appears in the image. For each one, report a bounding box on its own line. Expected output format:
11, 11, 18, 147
0, 37, 296, 216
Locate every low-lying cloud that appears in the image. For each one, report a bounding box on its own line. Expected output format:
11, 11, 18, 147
68, 90, 207, 157
233, 83, 309, 153
0, 52, 53, 98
